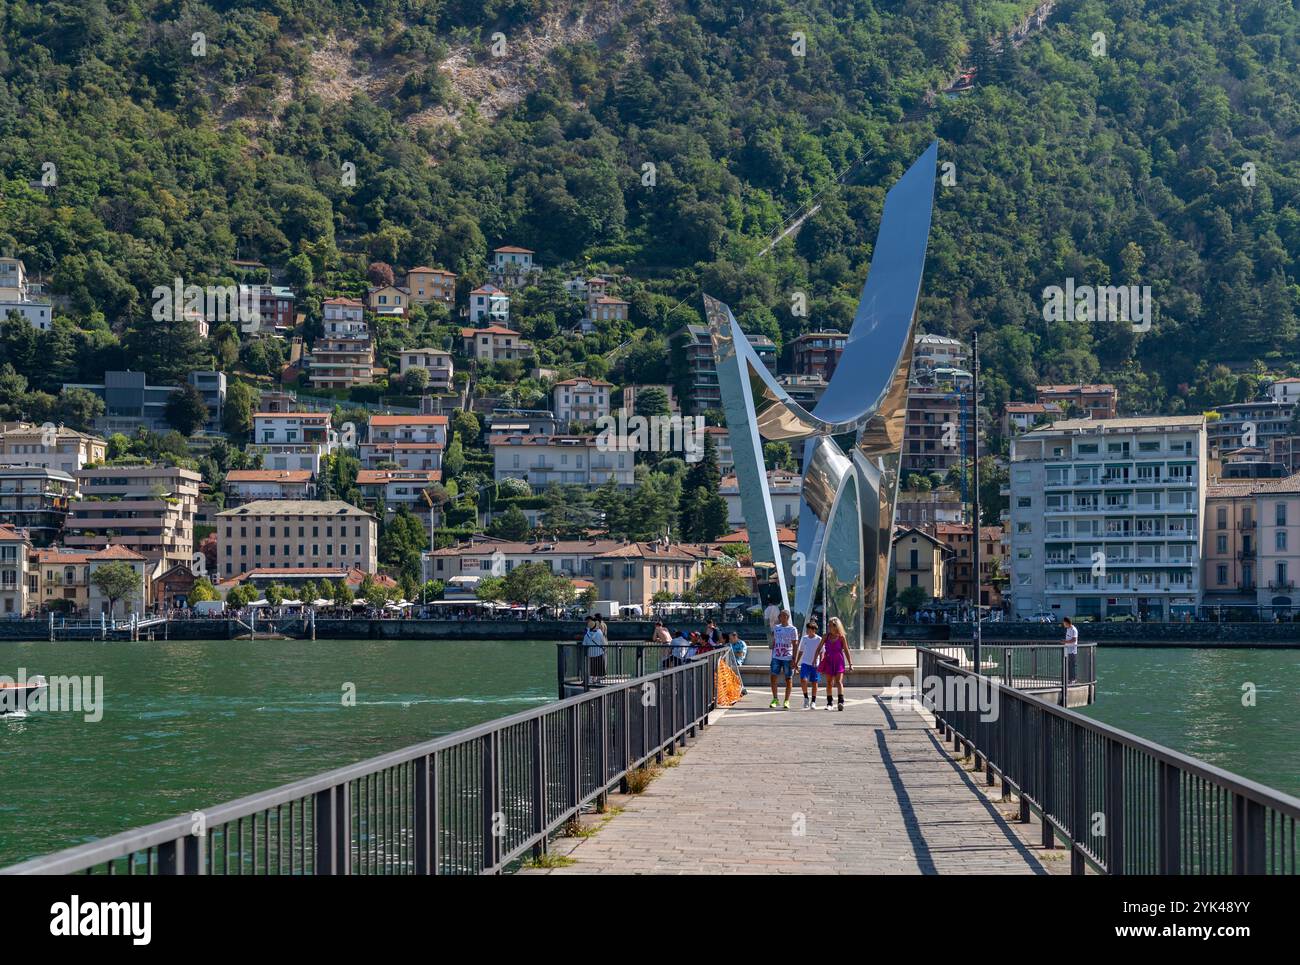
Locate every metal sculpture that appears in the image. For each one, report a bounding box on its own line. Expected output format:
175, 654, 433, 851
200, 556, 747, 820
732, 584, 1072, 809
705, 141, 938, 649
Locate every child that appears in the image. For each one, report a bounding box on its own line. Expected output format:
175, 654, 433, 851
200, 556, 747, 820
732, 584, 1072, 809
816, 617, 853, 711
769, 610, 798, 709
796, 621, 822, 710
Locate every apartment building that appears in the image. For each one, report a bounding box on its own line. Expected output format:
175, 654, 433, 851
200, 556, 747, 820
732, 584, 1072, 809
1206, 401, 1294, 460
1007, 416, 1206, 621
0, 255, 53, 331
936, 523, 1007, 607
490, 246, 538, 287
1267, 377, 1300, 405
357, 469, 443, 518
553, 378, 612, 426
367, 284, 408, 317
61, 370, 176, 435
65, 465, 202, 567
237, 284, 295, 334
406, 267, 457, 307
1251, 474, 1300, 612
398, 349, 454, 391
31, 548, 93, 615
1002, 401, 1063, 436
460, 325, 531, 362
1202, 479, 1259, 607
85, 545, 149, 618
249, 412, 333, 474
423, 537, 623, 584
721, 469, 800, 527
469, 285, 511, 325
589, 542, 711, 609
1034, 384, 1119, 420
187, 370, 227, 433
489, 433, 634, 488
902, 380, 967, 478
790, 331, 847, 379
894, 488, 964, 529
310, 298, 375, 389
0, 422, 106, 474
224, 469, 315, 504
361, 415, 447, 471
891, 528, 947, 599
216, 500, 378, 578
0, 465, 77, 547
913, 333, 967, 372
622, 385, 678, 415
0, 524, 30, 615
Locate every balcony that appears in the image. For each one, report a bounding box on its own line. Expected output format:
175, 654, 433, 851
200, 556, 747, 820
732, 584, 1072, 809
1267, 581, 1296, 592
1237, 549, 1256, 560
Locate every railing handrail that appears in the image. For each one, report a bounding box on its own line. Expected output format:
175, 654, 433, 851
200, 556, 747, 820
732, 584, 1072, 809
3, 650, 725, 875
918, 646, 1300, 818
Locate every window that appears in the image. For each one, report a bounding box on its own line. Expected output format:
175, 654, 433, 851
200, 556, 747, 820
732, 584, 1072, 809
1277, 503, 1288, 527
1217, 535, 1227, 553
1278, 531, 1288, 552
1217, 507, 1227, 530
1217, 564, 1228, 585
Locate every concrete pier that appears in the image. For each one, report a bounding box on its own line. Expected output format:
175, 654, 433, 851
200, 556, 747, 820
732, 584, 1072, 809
523, 685, 1052, 875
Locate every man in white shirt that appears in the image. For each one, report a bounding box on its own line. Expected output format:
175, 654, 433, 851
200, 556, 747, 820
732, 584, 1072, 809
769, 610, 798, 709
1062, 616, 1078, 683
763, 601, 780, 629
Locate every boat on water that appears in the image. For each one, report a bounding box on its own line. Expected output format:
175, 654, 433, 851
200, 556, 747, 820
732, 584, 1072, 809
0, 675, 48, 716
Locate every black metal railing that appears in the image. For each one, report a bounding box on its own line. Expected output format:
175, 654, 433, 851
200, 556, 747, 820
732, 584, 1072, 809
1, 651, 724, 876
556, 642, 681, 695
917, 647, 1300, 874
927, 641, 1096, 705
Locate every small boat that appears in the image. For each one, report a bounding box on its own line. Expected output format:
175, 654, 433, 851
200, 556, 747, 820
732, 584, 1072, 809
0, 675, 48, 715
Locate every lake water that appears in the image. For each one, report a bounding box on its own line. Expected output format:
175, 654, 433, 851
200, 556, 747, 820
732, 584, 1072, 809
1, 640, 1296, 867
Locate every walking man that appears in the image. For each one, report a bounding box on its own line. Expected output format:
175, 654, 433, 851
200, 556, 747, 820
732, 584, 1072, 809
769, 609, 797, 709
1063, 616, 1078, 683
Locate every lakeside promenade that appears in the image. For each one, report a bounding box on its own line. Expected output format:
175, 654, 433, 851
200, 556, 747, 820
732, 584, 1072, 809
524, 685, 1051, 875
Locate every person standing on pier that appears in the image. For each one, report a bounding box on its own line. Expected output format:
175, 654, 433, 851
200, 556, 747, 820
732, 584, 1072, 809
769, 610, 797, 709
817, 617, 852, 711
1062, 616, 1078, 683
796, 621, 822, 710
583, 614, 607, 683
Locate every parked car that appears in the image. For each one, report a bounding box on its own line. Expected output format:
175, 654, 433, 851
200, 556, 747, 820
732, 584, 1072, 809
1026, 611, 1056, 624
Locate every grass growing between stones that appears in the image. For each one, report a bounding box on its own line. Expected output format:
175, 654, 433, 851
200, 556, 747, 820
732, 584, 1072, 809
522, 852, 577, 869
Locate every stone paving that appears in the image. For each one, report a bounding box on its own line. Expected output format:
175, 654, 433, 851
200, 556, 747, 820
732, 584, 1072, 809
526, 686, 1049, 875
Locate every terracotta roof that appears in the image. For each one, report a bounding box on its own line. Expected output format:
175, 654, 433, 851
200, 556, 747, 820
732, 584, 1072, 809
592, 542, 709, 562
427, 538, 620, 558
593, 295, 628, 305
461, 326, 523, 337
368, 415, 447, 427
226, 470, 313, 483
487, 433, 595, 446
33, 549, 95, 563
553, 378, 613, 387
0, 524, 29, 543
324, 297, 364, 307
88, 545, 146, 561
407, 266, 456, 276
715, 526, 796, 544
494, 245, 534, 254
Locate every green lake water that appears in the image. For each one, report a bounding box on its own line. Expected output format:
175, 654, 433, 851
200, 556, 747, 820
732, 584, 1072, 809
1, 640, 1296, 867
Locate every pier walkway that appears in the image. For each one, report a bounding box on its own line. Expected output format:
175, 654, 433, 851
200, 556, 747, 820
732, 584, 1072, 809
525, 685, 1048, 875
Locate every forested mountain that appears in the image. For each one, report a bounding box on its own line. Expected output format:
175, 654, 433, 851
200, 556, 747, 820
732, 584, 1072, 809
0, 0, 1297, 416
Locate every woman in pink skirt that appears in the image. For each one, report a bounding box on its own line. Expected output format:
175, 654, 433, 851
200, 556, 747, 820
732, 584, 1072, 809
816, 617, 853, 711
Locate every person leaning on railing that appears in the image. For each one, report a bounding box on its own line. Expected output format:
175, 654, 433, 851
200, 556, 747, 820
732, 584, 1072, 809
1062, 616, 1078, 683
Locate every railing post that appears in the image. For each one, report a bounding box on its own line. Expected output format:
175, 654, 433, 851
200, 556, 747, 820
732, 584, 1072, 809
157, 833, 202, 874
569, 703, 581, 808
1070, 724, 1085, 874
1157, 761, 1180, 874
313, 784, 350, 874
1106, 739, 1124, 875
481, 732, 500, 871
636, 644, 644, 679
1233, 794, 1266, 874
1060, 648, 1068, 707
556, 644, 566, 700
1018, 698, 1030, 823
414, 753, 433, 874
1040, 713, 1055, 848
620, 686, 631, 794
596, 692, 609, 811
532, 716, 547, 859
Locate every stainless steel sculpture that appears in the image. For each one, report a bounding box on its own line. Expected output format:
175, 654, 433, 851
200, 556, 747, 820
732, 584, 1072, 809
705, 141, 938, 649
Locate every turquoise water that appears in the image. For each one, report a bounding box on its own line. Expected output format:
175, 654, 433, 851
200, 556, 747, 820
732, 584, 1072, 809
1, 639, 1296, 868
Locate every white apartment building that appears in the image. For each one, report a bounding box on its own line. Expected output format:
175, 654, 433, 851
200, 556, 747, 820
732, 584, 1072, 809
248, 412, 334, 474
489, 433, 635, 488
1252, 474, 1300, 611
1007, 416, 1206, 621
0, 256, 53, 331
398, 349, 454, 391
0, 422, 107, 473
360, 415, 447, 471
552, 378, 612, 426
721, 469, 801, 527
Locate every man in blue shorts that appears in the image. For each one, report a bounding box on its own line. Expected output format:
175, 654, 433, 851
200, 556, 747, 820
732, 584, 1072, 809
769, 609, 797, 709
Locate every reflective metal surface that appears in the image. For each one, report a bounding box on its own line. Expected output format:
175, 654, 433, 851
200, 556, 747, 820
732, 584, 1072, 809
704, 142, 938, 649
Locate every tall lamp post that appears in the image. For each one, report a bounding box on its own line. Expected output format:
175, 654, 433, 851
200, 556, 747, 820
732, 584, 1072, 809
971, 331, 982, 674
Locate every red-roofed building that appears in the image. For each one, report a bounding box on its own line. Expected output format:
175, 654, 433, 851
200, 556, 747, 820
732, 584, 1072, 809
552, 377, 612, 425
490, 245, 538, 287
225, 469, 316, 503
86, 544, 149, 618
31, 548, 95, 615
361, 415, 448, 470
0, 523, 30, 615
469, 284, 510, 325
357, 469, 443, 517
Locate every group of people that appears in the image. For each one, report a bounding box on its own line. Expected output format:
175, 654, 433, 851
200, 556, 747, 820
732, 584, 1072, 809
768, 609, 852, 711
651, 619, 748, 667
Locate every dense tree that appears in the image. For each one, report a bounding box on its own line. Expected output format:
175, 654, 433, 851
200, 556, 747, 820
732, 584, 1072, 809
164, 384, 209, 436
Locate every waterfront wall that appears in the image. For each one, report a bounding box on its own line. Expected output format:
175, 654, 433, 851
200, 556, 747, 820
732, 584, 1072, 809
941, 622, 1300, 646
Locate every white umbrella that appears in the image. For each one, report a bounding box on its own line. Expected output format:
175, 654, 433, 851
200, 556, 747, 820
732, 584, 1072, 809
311, 598, 333, 607
250, 599, 270, 607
